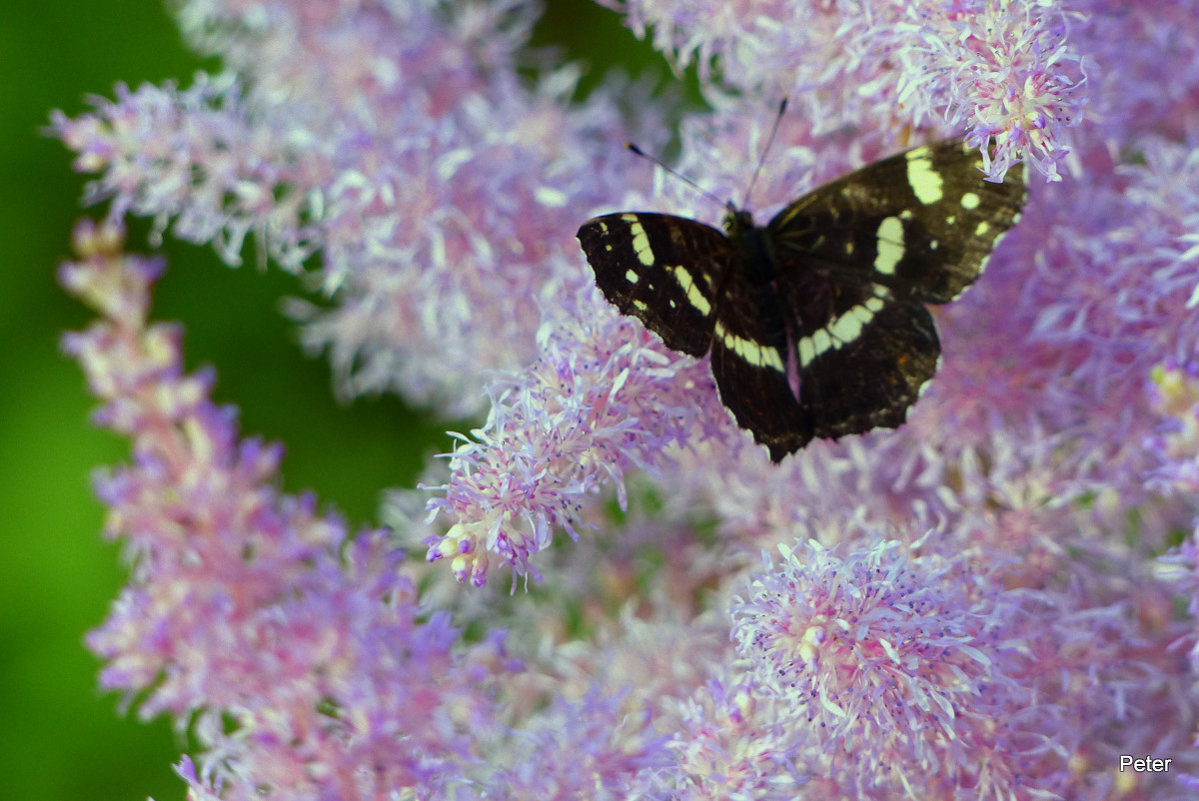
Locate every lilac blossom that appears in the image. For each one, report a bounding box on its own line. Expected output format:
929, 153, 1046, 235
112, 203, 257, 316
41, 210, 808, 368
53, 0, 1199, 798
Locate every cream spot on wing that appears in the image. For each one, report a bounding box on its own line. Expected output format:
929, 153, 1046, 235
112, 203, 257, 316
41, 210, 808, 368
624, 217, 655, 266
714, 321, 785, 372
905, 148, 944, 204
799, 337, 815, 367
873, 216, 904, 275
671, 266, 711, 316
799, 286, 889, 366
625, 269, 639, 284
829, 311, 864, 343
960, 191, 980, 210
829, 302, 877, 346
799, 329, 834, 366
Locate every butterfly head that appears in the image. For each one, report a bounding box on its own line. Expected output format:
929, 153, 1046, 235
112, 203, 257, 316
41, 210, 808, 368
723, 203, 756, 238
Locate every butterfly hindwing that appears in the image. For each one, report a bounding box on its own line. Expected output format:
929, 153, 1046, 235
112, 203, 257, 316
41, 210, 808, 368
577, 213, 729, 356
708, 279, 814, 460
783, 276, 941, 438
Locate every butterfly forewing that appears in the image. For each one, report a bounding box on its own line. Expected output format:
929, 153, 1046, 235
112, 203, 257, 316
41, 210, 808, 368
770, 141, 1027, 303
578, 212, 730, 357
577, 138, 1028, 462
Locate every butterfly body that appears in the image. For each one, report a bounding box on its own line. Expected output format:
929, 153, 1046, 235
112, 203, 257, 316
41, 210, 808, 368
577, 140, 1027, 461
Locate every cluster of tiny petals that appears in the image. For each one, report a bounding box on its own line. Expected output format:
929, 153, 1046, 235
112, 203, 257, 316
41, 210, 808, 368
424, 286, 712, 585
729, 540, 1014, 789
291, 78, 641, 416
60, 220, 515, 799
632, 678, 808, 800
51, 74, 320, 269
618, 0, 1084, 180
54, 0, 647, 417
1145, 360, 1199, 496
725, 538, 1197, 797
910, 0, 1085, 180
977, 135, 1199, 493
1078, 0, 1199, 145
481, 688, 673, 800
616, 0, 824, 85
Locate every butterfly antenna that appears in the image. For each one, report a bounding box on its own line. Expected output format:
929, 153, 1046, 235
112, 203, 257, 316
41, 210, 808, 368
624, 141, 727, 210
742, 97, 789, 207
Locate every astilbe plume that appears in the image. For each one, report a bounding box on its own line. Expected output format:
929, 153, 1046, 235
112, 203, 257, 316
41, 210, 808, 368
54, 0, 1199, 798
59, 221, 514, 799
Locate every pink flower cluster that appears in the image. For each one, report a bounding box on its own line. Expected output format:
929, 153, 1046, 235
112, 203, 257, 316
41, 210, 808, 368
60, 220, 515, 799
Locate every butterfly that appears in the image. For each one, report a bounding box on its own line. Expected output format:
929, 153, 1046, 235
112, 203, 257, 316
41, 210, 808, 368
577, 139, 1027, 461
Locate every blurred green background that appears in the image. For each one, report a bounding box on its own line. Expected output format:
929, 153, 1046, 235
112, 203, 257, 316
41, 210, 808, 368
0, 2, 679, 800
